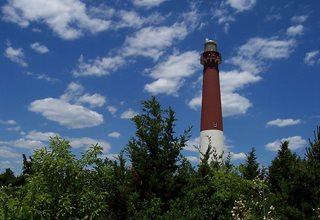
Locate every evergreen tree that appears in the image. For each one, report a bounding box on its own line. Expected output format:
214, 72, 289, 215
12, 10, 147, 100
0, 168, 16, 186
268, 141, 305, 219
306, 126, 320, 162
22, 154, 33, 175
303, 126, 320, 218
126, 96, 191, 213
241, 147, 260, 180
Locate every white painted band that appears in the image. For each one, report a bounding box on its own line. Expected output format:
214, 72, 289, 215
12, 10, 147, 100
200, 130, 224, 161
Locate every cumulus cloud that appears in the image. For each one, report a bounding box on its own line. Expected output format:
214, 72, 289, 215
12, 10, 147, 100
25, 130, 59, 141
185, 136, 200, 152
115, 11, 165, 29
304, 50, 320, 66
60, 82, 106, 108
266, 118, 301, 127
186, 156, 198, 163
229, 152, 246, 160
0, 147, 21, 158
265, 136, 307, 151
77, 93, 106, 108
108, 132, 121, 138
145, 51, 200, 95
227, 0, 256, 12
291, 15, 308, 23
73, 55, 125, 77
132, 0, 167, 8
120, 108, 138, 119
5, 44, 28, 67
12, 138, 44, 149
287, 25, 304, 37
28, 82, 105, 128
107, 105, 117, 116
0, 119, 17, 125
26, 72, 59, 83
124, 24, 188, 60
73, 22, 190, 77
70, 137, 110, 153
230, 37, 296, 64
29, 98, 103, 129
6, 126, 21, 131
30, 42, 49, 54
2, 0, 110, 40
213, 0, 256, 32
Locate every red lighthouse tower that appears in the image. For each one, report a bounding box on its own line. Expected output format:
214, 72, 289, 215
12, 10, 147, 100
200, 39, 224, 160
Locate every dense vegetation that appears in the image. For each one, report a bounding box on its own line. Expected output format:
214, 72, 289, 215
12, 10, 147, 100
1, 97, 319, 219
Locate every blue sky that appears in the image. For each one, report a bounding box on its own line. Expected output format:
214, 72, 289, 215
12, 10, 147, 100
1, 0, 319, 173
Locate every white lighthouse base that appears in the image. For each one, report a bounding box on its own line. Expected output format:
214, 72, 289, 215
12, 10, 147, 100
200, 130, 224, 162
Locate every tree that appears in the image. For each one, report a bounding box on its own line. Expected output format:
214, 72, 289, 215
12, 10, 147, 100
0, 169, 16, 186
241, 147, 260, 180
268, 141, 305, 219
126, 96, 191, 214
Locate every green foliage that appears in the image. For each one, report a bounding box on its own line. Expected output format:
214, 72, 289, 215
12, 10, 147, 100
0, 97, 319, 219
240, 147, 260, 180
126, 96, 191, 213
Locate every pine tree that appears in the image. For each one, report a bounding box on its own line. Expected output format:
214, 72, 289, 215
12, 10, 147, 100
268, 141, 304, 219
126, 96, 191, 213
242, 147, 260, 180
305, 126, 320, 162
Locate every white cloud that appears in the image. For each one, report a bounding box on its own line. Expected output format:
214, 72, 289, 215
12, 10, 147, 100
0, 147, 21, 158
187, 94, 202, 110
60, 82, 106, 108
0, 119, 17, 126
266, 118, 301, 127
287, 25, 304, 37
70, 137, 110, 153
107, 105, 117, 116
291, 15, 308, 23
30, 42, 49, 54
227, 0, 256, 12
73, 55, 125, 77
213, 0, 255, 32
25, 131, 59, 141
2, 0, 110, 40
304, 50, 320, 66
232, 37, 296, 62
115, 11, 164, 29
26, 72, 59, 82
124, 24, 188, 60
60, 82, 84, 102
5, 44, 28, 67
29, 98, 103, 129
145, 51, 200, 95
221, 92, 252, 117
229, 152, 246, 160
108, 132, 121, 138
265, 136, 307, 151
213, 8, 235, 33
186, 156, 198, 163
132, 0, 167, 8
220, 70, 261, 116
7, 126, 21, 131
185, 136, 200, 152
78, 93, 106, 108
12, 138, 44, 149
120, 108, 138, 119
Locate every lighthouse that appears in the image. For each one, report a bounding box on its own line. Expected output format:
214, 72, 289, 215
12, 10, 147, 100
200, 39, 224, 161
